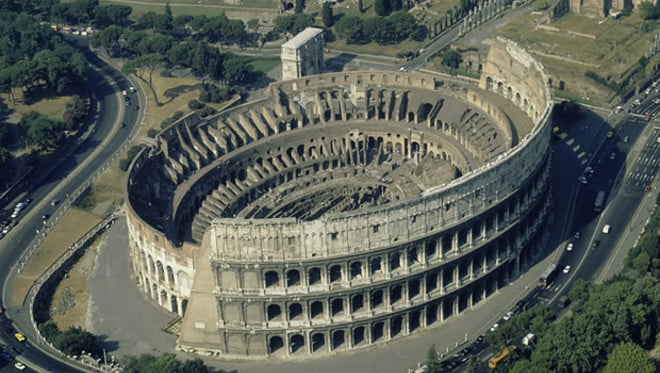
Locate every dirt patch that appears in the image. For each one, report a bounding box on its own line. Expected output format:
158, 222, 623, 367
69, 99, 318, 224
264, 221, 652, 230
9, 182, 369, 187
74, 161, 126, 214
49, 238, 103, 330
11, 208, 102, 307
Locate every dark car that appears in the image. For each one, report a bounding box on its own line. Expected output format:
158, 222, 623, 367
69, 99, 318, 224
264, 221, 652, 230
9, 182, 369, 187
574, 231, 582, 239
592, 239, 600, 248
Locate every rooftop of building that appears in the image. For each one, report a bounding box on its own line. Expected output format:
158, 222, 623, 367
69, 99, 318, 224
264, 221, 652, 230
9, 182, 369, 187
282, 27, 324, 49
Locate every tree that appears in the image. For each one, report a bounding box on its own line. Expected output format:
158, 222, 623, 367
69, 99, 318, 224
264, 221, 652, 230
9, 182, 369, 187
322, 3, 334, 27
122, 53, 164, 104
19, 111, 63, 150
274, 14, 314, 35
389, 11, 416, 41
123, 353, 210, 373
222, 54, 253, 84
335, 16, 365, 43
442, 49, 462, 69
93, 4, 132, 28
63, 95, 88, 130
90, 25, 124, 55
603, 342, 654, 373
465, 356, 480, 373
54, 327, 101, 356
358, 0, 364, 13
182, 358, 208, 373
38, 320, 60, 342
425, 345, 441, 373
638, 1, 660, 20
374, 0, 390, 16
294, 0, 305, 13
391, 0, 403, 11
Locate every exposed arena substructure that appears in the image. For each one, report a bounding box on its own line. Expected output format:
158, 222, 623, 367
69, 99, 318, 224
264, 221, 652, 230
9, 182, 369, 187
125, 38, 554, 359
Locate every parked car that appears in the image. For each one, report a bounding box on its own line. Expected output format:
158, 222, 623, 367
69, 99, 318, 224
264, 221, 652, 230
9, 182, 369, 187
563, 265, 571, 274
566, 242, 574, 251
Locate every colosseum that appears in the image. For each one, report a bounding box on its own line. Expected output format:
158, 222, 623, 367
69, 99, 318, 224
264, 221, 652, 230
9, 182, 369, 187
125, 37, 553, 359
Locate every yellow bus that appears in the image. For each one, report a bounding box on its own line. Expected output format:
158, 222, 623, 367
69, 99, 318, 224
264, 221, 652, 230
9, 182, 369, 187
488, 345, 517, 369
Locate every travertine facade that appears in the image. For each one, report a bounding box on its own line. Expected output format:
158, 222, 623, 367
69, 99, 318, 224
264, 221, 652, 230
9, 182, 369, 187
125, 38, 553, 360
281, 27, 324, 81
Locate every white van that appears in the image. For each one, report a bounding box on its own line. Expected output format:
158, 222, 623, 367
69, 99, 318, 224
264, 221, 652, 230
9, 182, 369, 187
602, 224, 611, 234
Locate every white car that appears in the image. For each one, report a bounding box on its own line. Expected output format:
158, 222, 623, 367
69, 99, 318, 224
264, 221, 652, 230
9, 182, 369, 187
579, 176, 588, 184
14, 362, 26, 370
563, 265, 571, 274
490, 323, 499, 332
503, 311, 514, 321
602, 224, 611, 234
566, 242, 574, 251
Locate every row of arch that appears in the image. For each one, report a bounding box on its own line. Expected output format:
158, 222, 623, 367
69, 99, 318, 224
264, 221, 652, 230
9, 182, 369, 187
484, 76, 541, 121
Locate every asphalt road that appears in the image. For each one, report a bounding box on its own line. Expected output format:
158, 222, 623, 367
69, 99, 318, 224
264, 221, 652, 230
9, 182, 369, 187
0, 37, 142, 373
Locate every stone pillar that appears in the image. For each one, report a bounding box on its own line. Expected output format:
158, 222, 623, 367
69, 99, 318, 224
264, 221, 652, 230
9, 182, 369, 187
438, 268, 444, 292
452, 232, 459, 253
439, 299, 445, 321
469, 259, 474, 280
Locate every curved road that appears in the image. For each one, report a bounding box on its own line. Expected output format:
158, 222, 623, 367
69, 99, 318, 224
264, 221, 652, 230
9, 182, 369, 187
0, 37, 142, 372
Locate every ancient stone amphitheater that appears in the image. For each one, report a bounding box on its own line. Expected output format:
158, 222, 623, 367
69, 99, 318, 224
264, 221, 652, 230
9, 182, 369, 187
125, 38, 553, 359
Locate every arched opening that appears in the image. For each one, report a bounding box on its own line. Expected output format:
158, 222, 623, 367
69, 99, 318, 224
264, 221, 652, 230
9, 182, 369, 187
290, 334, 305, 354
485, 76, 494, 91
311, 333, 325, 352
148, 256, 155, 274
166, 266, 175, 284
370, 257, 382, 274
156, 261, 165, 282
351, 294, 364, 313
389, 252, 401, 271
265, 271, 280, 288
391, 316, 403, 337
308, 267, 322, 286
160, 290, 168, 306
171, 295, 178, 314
371, 289, 384, 308
390, 285, 402, 305
310, 301, 324, 319
288, 303, 303, 320
286, 269, 301, 287
353, 326, 365, 345
268, 336, 284, 354
408, 278, 420, 299
329, 265, 342, 283
332, 330, 345, 349
349, 261, 362, 280
331, 298, 344, 316
408, 247, 419, 265
409, 310, 421, 332
427, 303, 438, 325
267, 304, 282, 321
372, 322, 384, 342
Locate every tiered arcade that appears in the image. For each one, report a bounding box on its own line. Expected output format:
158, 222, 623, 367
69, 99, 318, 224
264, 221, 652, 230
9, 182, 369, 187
125, 38, 554, 359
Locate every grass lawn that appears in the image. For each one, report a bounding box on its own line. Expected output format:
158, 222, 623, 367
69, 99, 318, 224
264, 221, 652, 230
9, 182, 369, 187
3, 89, 71, 122
101, 0, 278, 20
328, 37, 425, 57
498, 12, 660, 105
11, 208, 101, 307
249, 56, 281, 73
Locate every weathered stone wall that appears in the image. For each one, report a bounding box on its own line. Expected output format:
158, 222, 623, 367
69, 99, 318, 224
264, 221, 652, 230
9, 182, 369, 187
127, 39, 554, 359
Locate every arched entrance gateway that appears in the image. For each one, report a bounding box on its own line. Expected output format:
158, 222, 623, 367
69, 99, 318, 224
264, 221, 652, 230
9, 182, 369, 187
126, 38, 554, 360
